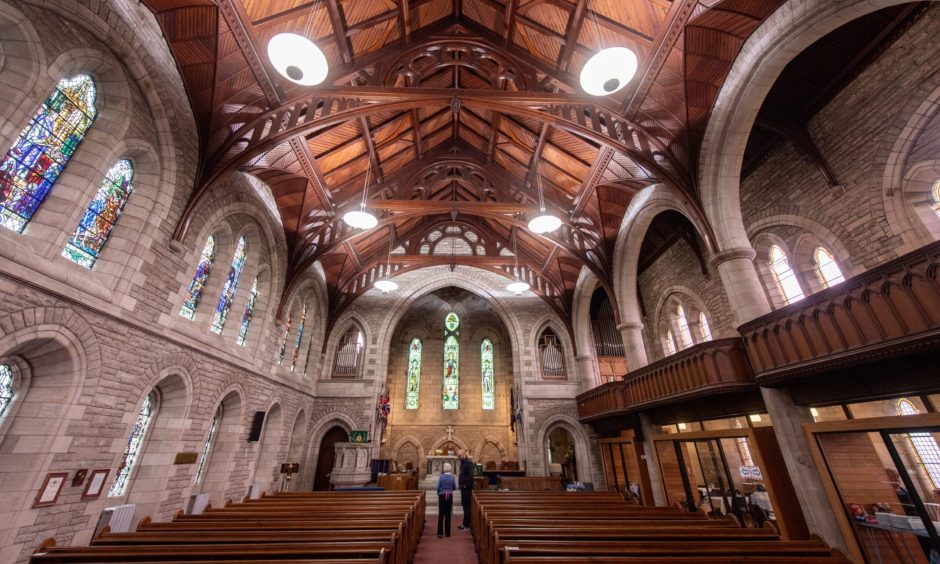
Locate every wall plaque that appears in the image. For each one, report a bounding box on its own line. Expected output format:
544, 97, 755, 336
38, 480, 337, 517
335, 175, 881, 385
174, 452, 198, 465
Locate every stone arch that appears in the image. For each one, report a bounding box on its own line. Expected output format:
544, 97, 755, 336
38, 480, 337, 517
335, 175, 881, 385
571, 268, 602, 388
430, 434, 469, 453
747, 214, 858, 278
652, 285, 713, 355
697, 0, 917, 255
474, 436, 508, 468
324, 314, 371, 379
751, 231, 807, 310
301, 413, 356, 491
532, 315, 576, 382
896, 158, 940, 243
253, 401, 284, 494
535, 414, 595, 486
391, 435, 425, 473
196, 386, 245, 506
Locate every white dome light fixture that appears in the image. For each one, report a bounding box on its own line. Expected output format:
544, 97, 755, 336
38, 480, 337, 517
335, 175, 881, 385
343, 162, 377, 230
527, 168, 562, 234
579, 46, 638, 96
506, 281, 531, 294
374, 279, 398, 293
267, 33, 329, 86
343, 208, 378, 230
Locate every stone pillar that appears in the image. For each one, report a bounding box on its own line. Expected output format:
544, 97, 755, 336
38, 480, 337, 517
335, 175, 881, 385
761, 387, 847, 552
575, 354, 599, 391
638, 413, 666, 506
710, 247, 772, 326
616, 322, 648, 369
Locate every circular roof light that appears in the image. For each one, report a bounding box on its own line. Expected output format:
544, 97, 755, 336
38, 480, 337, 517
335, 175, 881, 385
506, 281, 531, 294
528, 213, 562, 234
343, 209, 378, 230
267, 33, 329, 86
374, 279, 398, 293
579, 47, 638, 96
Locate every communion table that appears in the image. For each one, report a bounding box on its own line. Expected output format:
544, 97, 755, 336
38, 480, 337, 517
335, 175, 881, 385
425, 455, 460, 478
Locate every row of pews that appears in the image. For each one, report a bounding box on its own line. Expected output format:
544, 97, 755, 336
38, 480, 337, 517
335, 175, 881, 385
31, 491, 425, 563
471, 491, 852, 564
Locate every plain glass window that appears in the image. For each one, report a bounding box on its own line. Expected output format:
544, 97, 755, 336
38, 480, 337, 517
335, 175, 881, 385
769, 245, 805, 304
813, 247, 845, 288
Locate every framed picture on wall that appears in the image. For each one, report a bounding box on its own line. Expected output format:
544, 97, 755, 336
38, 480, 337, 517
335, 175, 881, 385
33, 472, 68, 508
81, 469, 110, 500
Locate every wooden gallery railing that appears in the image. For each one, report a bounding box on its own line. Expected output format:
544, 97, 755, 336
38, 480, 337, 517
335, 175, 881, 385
738, 240, 940, 384
577, 338, 755, 422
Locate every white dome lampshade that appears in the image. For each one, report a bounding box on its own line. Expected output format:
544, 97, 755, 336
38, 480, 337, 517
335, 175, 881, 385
506, 281, 530, 294
374, 279, 398, 293
267, 33, 329, 86
528, 212, 562, 234
343, 209, 378, 230
579, 47, 638, 96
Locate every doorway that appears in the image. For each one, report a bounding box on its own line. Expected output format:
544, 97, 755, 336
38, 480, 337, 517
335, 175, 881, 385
313, 426, 349, 490
546, 426, 578, 483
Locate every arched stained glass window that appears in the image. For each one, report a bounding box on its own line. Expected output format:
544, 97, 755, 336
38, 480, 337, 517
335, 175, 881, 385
0, 364, 14, 418
210, 236, 247, 334
278, 313, 293, 365
109, 392, 154, 497
897, 399, 940, 488
0, 75, 97, 232
769, 245, 805, 304
664, 330, 677, 356
699, 312, 713, 341
442, 313, 460, 410
676, 305, 693, 349
236, 276, 259, 346
195, 406, 220, 485
814, 247, 845, 288
180, 236, 216, 319
63, 159, 133, 268
481, 339, 495, 410
290, 303, 308, 372
405, 338, 422, 410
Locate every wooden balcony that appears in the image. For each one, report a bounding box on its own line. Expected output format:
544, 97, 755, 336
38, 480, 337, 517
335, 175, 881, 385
738, 241, 940, 385
577, 338, 755, 422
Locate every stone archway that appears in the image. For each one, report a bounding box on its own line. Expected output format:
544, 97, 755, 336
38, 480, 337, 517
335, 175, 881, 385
312, 426, 349, 491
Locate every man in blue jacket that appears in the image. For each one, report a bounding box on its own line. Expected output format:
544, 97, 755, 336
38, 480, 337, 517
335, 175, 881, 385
457, 449, 474, 531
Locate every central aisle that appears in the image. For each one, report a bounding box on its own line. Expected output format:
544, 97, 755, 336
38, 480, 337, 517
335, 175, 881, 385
414, 490, 479, 564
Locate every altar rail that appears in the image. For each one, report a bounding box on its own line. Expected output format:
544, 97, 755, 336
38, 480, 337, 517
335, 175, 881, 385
577, 338, 755, 422
738, 240, 940, 384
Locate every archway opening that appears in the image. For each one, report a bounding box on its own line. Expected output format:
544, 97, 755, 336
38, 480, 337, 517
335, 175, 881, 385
546, 426, 578, 483
313, 426, 349, 491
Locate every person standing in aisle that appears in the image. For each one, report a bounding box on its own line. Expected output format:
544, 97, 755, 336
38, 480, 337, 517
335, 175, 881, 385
457, 449, 474, 531
436, 463, 456, 538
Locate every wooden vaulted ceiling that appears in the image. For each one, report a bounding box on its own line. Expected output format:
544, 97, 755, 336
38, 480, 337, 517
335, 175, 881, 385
143, 0, 786, 325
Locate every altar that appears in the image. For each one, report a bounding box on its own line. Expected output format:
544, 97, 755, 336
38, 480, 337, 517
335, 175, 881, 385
425, 455, 459, 478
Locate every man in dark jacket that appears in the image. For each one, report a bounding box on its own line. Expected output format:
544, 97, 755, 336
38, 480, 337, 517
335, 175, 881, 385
457, 449, 474, 531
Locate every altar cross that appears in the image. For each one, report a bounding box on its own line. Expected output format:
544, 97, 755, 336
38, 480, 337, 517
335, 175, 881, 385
445, 426, 455, 442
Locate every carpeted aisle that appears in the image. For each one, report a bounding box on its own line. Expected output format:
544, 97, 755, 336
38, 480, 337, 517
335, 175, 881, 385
413, 512, 479, 564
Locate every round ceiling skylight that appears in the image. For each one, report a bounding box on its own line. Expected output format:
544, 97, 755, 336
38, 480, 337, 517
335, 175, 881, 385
579, 47, 638, 96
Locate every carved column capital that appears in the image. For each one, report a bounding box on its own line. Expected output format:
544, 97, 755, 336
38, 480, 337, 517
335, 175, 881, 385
709, 246, 757, 268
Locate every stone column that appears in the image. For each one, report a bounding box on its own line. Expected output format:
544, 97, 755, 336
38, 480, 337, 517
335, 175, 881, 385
710, 247, 772, 326
638, 413, 666, 506
761, 387, 847, 552
575, 354, 599, 391
616, 322, 648, 369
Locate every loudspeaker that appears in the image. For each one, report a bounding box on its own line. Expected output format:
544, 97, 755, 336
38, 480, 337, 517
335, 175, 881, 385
247, 411, 265, 442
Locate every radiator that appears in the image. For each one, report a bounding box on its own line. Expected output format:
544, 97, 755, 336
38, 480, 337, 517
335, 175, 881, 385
187, 493, 210, 515
99, 504, 136, 533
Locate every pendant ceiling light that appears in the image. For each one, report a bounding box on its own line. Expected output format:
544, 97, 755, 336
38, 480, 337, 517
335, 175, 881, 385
506, 233, 530, 294
527, 166, 562, 234
343, 162, 378, 230
373, 227, 398, 293
578, 9, 638, 96
267, 33, 329, 86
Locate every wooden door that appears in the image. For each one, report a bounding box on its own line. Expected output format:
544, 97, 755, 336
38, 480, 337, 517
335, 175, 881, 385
313, 426, 349, 490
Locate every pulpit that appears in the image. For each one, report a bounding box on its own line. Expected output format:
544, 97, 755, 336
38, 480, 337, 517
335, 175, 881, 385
330, 442, 372, 488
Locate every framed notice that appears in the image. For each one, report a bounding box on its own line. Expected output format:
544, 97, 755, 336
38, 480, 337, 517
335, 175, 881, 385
33, 472, 68, 507
350, 430, 368, 443
82, 469, 110, 500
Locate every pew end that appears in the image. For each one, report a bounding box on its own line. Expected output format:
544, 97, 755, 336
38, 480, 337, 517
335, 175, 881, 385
136, 516, 151, 531
33, 538, 56, 554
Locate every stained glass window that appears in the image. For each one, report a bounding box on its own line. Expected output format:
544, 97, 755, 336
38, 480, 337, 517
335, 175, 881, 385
290, 303, 308, 372
676, 305, 693, 349
278, 313, 292, 365
180, 236, 216, 319
404, 338, 422, 410
442, 312, 460, 410
63, 159, 133, 268
195, 406, 220, 485
814, 247, 845, 288
481, 339, 495, 410
0, 75, 97, 232
699, 312, 713, 341
0, 364, 14, 418
236, 276, 259, 346
769, 245, 805, 304
108, 392, 154, 497
210, 236, 247, 334
897, 399, 940, 488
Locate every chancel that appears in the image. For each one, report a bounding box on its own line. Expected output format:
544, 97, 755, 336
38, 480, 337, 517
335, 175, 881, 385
1, 1, 939, 563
